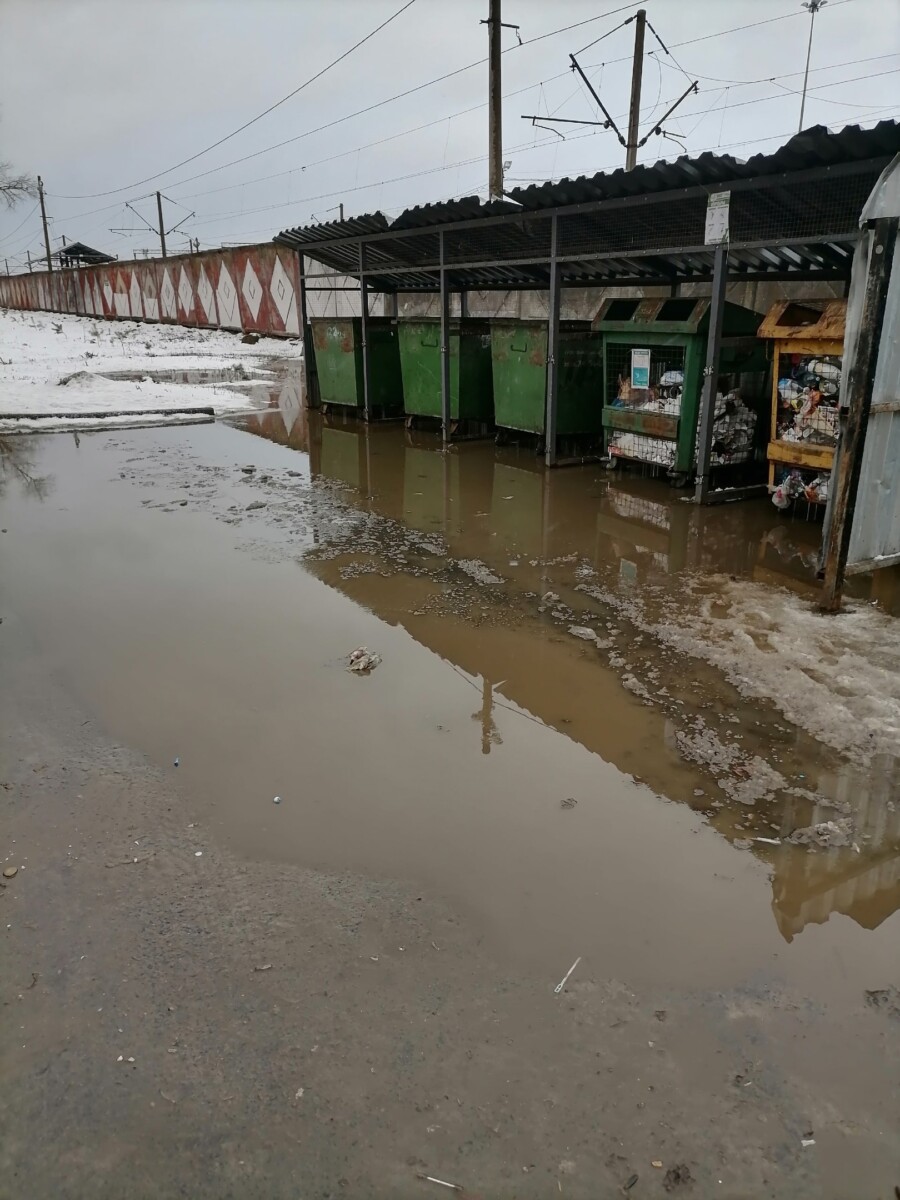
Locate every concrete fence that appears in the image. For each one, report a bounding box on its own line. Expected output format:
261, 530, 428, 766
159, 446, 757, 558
0, 244, 302, 339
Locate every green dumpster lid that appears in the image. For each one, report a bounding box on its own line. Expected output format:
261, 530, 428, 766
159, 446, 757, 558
591, 296, 762, 335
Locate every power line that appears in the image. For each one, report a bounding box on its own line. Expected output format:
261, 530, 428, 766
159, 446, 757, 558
47, 0, 420, 200
166, 46, 893, 210
0, 201, 39, 248
177, 67, 898, 226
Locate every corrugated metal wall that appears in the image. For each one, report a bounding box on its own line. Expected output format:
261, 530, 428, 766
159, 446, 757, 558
0, 245, 302, 340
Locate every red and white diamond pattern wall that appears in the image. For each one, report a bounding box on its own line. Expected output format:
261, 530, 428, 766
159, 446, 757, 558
0, 246, 302, 341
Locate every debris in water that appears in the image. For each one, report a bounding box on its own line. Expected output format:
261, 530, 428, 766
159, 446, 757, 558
663, 1164, 693, 1190
754, 836, 781, 845
560, 797, 577, 809
787, 818, 852, 848
254, 964, 273, 972
273, 796, 281, 804
294, 1087, 304, 1099
801, 1136, 816, 1148
415, 1174, 462, 1191
194, 851, 203, 857
623, 1173, 639, 1191
651, 1160, 663, 1168
246, 500, 267, 511
347, 646, 381, 673
173, 757, 179, 767
3, 867, 18, 878
554, 956, 582, 994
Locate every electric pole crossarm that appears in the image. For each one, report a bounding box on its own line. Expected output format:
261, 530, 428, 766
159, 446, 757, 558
569, 55, 625, 144
637, 81, 699, 148
521, 115, 610, 127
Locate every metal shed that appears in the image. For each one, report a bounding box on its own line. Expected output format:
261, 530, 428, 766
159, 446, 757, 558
275, 120, 900, 499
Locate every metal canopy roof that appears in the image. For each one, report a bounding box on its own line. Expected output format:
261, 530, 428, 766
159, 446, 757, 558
275, 121, 900, 292
56, 241, 115, 266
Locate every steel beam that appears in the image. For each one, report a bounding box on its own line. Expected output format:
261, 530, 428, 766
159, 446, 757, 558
359, 242, 371, 421
439, 231, 451, 443
544, 215, 561, 469
693, 241, 729, 504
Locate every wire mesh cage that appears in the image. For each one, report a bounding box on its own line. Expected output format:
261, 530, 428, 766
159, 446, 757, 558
604, 342, 687, 415
774, 350, 842, 448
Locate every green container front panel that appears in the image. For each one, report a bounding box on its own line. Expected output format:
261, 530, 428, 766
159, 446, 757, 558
490, 322, 604, 436
398, 320, 494, 421
310, 318, 404, 415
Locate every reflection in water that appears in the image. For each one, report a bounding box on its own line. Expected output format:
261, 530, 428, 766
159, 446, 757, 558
0, 435, 54, 502
473, 676, 502, 755
233, 393, 900, 942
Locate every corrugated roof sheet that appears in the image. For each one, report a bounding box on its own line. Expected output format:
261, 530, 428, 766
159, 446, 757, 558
274, 121, 899, 291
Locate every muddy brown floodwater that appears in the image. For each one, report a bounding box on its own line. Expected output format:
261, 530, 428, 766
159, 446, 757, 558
1, 377, 898, 1199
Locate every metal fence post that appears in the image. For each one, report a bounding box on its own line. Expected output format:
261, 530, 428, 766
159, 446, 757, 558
359, 241, 371, 421
693, 240, 728, 503
544, 214, 561, 468
440, 230, 451, 443
820, 216, 898, 610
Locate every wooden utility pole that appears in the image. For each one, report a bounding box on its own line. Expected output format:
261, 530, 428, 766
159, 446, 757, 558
156, 191, 167, 258
820, 216, 897, 610
488, 0, 503, 199
38, 175, 53, 272
625, 9, 646, 170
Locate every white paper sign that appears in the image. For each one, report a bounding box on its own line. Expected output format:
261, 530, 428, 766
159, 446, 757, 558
630, 348, 651, 389
705, 191, 731, 244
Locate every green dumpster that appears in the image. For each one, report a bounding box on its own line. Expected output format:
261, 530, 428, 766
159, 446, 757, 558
310, 317, 403, 417
490, 320, 604, 439
594, 297, 766, 480
397, 318, 494, 424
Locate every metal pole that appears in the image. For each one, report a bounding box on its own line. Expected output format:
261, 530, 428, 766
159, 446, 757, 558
359, 241, 371, 421
798, 1, 826, 133
488, 0, 503, 199
693, 240, 729, 504
297, 251, 318, 410
156, 191, 167, 258
460, 289, 468, 319
625, 9, 646, 171
4, 260, 8, 276
439, 230, 452, 443
820, 216, 897, 610
38, 176, 52, 272
339, 203, 344, 221
26, 250, 32, 273
544, 214, 561, 468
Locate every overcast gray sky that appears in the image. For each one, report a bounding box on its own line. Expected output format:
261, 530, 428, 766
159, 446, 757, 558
1, 0, 898, 269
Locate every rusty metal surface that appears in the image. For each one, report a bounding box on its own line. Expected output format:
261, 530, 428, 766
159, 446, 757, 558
756, 299, 847, 340
602, 408, 680, 440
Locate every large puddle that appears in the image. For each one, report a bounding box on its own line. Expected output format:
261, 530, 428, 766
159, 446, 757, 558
1, 387, 898, 996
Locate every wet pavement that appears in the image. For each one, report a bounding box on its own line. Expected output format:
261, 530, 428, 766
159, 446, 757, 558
1, 371, 898, 1197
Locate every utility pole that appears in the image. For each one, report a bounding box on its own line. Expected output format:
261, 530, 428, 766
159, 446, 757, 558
488, 0, 503, 199
626, 9, 647, 170
26, 250, 33, 273
799, 0, 827, 132
339, 202, 344, 221
4, 259, 8, 276
38, 175, 53, 272
156, 191, 167, 258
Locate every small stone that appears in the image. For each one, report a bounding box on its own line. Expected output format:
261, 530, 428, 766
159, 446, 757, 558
651, 1160, 663, 1169
246, 500, 266, 511
3, 867, 17, 878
